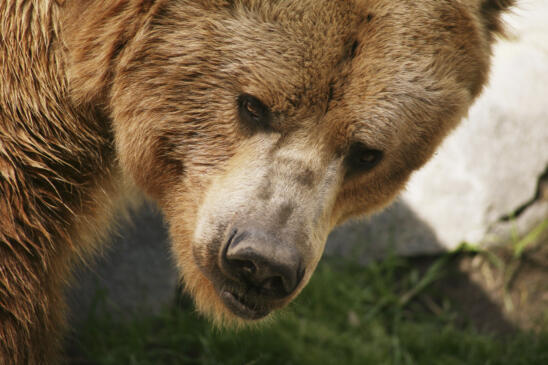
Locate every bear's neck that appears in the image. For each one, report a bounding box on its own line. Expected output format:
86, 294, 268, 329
0, 0, 121, 254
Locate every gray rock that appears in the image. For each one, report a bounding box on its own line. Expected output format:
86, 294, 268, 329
325, 200, 443, 261
67, 203, 178, 324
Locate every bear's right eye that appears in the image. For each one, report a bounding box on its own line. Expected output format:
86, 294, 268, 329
237, 94, 271, 130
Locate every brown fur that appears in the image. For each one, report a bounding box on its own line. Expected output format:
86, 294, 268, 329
1, 0, 513, 363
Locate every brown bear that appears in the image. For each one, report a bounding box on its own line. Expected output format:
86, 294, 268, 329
0, 0, 513, 363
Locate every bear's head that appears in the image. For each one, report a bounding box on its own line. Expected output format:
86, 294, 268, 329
66, 0, 513, 324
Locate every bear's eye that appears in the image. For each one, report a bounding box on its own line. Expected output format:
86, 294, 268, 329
237, 94, 271, 129
346, 143, 384, 175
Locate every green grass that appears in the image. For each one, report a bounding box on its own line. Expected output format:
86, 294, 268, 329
71, 254, 548, 365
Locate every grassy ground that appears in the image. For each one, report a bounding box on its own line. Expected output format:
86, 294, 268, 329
67, 225, 548, 365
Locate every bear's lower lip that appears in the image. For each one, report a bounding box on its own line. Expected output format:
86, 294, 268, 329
220, 290, 270, 320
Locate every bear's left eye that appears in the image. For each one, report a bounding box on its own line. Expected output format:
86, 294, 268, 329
237, 94, 271, 130
345, 142, 384, 176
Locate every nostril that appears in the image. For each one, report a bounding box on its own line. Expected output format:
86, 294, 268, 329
261, 276, 283, 294
232, 259, 256, 276
226, 228, 238, 247
227, 229, 249, 250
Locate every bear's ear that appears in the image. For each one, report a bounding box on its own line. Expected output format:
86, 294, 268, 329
479, 0, 515, 35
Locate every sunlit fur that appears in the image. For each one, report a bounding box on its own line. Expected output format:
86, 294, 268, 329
1, 0, 513, 362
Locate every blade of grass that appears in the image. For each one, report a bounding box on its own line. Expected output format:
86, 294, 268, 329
513, 219, 548, 258
399, 254, 451, 307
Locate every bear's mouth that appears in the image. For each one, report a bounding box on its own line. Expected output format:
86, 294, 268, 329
192, 247, 274, 320
220, 289, 271, 320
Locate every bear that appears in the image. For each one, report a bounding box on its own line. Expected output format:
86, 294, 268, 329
0, 0, 513, 363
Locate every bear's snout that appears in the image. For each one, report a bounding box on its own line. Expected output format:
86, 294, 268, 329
216, 225, 305, 319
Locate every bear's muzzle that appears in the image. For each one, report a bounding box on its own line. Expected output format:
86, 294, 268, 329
216, 225, 305, 319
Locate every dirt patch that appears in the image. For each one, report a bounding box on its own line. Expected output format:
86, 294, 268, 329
412, 226, 548, 335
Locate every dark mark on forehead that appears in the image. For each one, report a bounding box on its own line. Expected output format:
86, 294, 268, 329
295, 167, 315, 188
275, 157, 318, 188
257, 179, 273, 201
277, 202, 294, 226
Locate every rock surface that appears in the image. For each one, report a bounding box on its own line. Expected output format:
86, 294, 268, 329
67, 204, 178, 324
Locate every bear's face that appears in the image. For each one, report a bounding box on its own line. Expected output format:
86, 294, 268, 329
106, 0, 494, 323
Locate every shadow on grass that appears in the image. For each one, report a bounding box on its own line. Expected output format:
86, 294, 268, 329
66, 253, 548, 365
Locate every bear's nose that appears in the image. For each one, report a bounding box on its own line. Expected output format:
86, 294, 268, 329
221, 227, 304, 298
